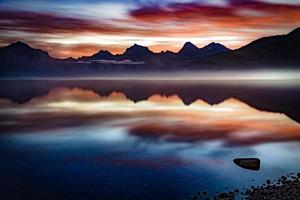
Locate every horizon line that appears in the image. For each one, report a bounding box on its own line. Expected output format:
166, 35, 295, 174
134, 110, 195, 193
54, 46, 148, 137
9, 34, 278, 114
1, 26, 298, 59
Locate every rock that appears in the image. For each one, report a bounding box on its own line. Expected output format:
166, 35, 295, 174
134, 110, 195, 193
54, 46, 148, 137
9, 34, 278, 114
212, 172, 300, 199
233, 158, 260, 170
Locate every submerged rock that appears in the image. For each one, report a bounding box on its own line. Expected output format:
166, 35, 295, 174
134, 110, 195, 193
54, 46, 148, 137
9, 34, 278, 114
233, 158, 260, 170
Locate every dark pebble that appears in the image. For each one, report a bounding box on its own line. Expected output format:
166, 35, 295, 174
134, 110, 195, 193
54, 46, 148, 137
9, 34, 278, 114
211, 172, 300, 199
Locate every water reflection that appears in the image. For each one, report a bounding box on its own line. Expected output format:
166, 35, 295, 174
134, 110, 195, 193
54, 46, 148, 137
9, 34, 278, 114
0, 87, 300, 200
1, 79, 299, 123
1, 88, 299, 146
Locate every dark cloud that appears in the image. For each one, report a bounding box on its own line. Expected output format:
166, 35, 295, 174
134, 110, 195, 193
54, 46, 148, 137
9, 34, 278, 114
0, 9, 131, 34
130, 0, 300, 26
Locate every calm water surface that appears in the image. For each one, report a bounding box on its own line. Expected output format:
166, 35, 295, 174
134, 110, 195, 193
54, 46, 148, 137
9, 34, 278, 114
0, 79, 300, 200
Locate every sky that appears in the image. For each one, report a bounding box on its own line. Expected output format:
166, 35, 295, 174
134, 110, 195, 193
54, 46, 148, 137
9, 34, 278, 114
0, 0, 300, 58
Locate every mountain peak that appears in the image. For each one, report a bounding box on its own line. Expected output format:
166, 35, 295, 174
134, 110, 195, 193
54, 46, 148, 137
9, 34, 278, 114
178, 42, 200, 57
181, 42, 199, 50
87, 49, 114, 60
133, 43, 142, 47
123, 44, 153, 59
205, 42, 229, 48
95, 50, 113, 56
99, 49, 110, 53
206, 42, 217, 46
288, 27, 300, 36
127, 43, 150, 51
1, 41, 50, 59
9, 41, 31, 49
201, 42, 231, 55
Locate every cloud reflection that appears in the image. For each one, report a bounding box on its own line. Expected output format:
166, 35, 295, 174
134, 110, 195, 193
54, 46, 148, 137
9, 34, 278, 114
0, 87, 299, 146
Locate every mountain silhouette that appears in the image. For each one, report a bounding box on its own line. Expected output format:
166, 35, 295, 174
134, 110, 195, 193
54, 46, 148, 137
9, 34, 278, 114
121, 44, 154, 60
78, 50, 114, 61
0, 41, 59, 77
178, 42, 201, 58
200, 42, 230, 57
202, 27, 300, 68
0, 41, 51, 60
0, 27, 300, 76
176, 42, 230, 59
238, 27, 300, 60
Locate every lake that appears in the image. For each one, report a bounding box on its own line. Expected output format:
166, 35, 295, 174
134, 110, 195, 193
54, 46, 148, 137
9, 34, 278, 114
0, 79, 300, 200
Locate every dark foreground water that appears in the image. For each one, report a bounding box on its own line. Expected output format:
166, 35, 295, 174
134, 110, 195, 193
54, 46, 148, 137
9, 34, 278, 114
0, 79, 300, 200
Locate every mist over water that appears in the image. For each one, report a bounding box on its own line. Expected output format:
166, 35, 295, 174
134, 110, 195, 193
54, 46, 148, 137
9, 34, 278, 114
5, 69, 300, 83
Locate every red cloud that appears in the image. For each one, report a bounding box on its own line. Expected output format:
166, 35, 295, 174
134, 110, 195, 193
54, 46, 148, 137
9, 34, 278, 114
0, 9, 132, 35
1, 0, 300, 58
129, 1, 300, 27
130, 3, 235, 21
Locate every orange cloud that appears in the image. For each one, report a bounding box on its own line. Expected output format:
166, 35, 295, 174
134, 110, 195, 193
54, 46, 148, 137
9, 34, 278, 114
1, 0, 300, 57
37, 43, 126, 59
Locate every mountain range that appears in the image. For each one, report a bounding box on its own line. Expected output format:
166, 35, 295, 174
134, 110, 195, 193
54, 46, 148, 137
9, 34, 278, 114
0, 27, 300, 77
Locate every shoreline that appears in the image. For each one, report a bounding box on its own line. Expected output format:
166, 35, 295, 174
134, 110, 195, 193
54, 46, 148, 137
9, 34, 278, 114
193, 172, 300, 199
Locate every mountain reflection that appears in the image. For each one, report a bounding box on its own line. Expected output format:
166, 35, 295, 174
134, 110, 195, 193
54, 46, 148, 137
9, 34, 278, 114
1, 87, 299, 146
